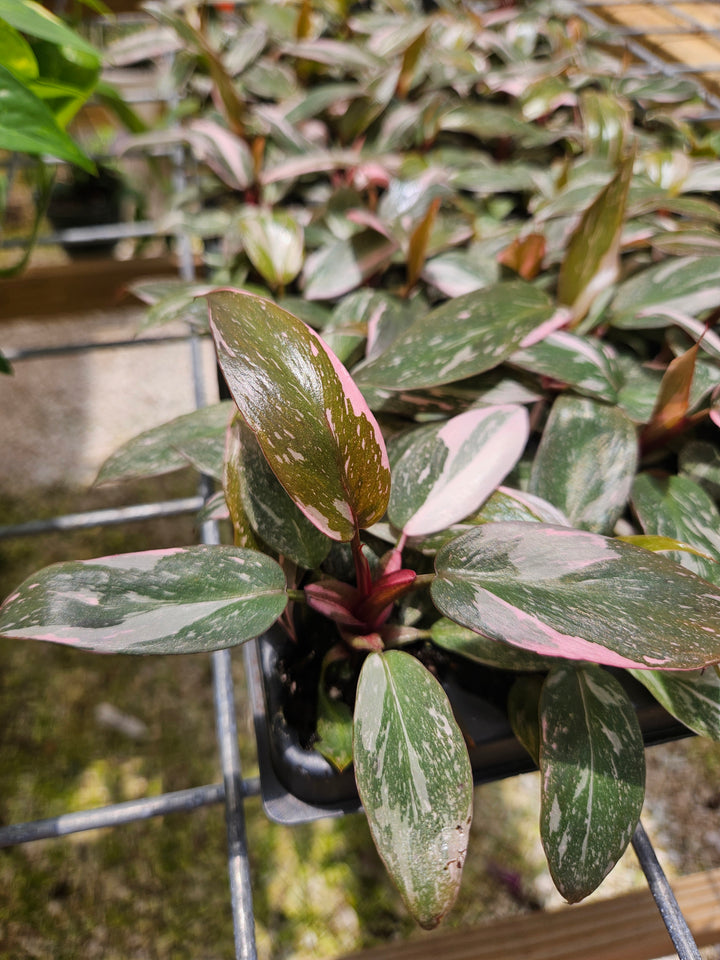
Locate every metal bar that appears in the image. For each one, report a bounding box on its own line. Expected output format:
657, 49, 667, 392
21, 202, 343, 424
0, 220, 166, 250
632, 820, 703, 960
0, 497, 205, 541
0, 783, 224, 848
4, 334, 210, 364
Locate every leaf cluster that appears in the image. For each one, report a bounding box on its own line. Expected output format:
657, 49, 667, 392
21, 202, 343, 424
3, 0, 720, 932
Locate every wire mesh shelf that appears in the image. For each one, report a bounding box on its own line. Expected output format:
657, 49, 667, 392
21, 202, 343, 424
2, 3, 720, 958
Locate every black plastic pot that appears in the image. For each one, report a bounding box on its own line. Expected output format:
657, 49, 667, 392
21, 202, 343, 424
46, 167, 124, 257
245, 624, 690, 826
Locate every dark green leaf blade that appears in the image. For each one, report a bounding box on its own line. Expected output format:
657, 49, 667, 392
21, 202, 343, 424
231, 417, 331, 569
353, 282, 555, 391
0, 63, 94, 170
432, 521, 720, 669
354, 650, 473, 929
630, 667, 720, 739
529, 396, 638, 534
207, 290, 390, 541
540, 665, 645, 902
0, 546, 288, 654
96, 402, 233, 484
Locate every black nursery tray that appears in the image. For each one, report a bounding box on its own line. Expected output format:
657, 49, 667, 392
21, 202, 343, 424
244, 626, 690, 827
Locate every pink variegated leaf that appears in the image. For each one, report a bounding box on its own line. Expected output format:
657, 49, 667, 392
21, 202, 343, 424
388, 405, 529, 537
432, 521, 720, 669
0, 547, 287, 654
207, 290, 391, 541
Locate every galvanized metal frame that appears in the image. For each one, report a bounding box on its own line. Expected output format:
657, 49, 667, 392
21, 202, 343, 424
2, 3, 720, 957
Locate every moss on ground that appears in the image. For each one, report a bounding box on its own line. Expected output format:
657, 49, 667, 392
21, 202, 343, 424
2, 483, 720, 958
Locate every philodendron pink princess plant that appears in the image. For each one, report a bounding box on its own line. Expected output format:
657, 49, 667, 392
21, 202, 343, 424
2, 288, 720, 928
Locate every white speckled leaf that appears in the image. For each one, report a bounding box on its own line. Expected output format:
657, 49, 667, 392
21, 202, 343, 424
353, 650, 473, 929
207, 290, 390, 541
0, 547, 287, 654
509, 331, 622, 402
432, 521, 720, 669
631, 474, 720, 584
388, 405, 529, 537
539, 664, 645, 902
630, 667, 720, 740
353, 281, 554, 390
529, 395, 638, 534
96, 402, 233, 483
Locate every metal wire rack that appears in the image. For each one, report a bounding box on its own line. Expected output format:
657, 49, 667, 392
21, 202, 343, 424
2, 3, 720, 958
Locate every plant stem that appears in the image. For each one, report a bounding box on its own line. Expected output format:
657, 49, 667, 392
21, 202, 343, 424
352, 528, 372, 597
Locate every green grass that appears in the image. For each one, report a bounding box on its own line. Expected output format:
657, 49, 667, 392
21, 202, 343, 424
1, 481, 719, 958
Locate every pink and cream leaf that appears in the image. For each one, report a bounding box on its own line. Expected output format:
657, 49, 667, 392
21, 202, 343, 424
0, 547, 288, 654
207, 290, 391, 541
432, 522, 720, 669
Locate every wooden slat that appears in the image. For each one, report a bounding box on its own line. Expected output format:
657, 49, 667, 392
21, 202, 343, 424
338, 867, 720, 960
0, 256, 180, 321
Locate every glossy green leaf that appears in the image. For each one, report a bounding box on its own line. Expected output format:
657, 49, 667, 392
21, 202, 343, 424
539, 665, 645, 902
631, 474, 720, 583
529, 396, 638, 534
235, 208, 304, 289
230, 417, 330, 569
96, 402, 233, 484
630, 667, 720, 740
388, 405, 529, 537
0, 547, 287, 654
472, 487, 571, 527
0, 0, 99, 58
432, 521, 720, 669
353, 282, 555, 391
0, 20, 38, 79
610, 256, 720, 329
579, 90, 632, 162
509, 331, 622, 402
421, 248, 498, 298
430, 618, 555, 672
0, 63, 93, 170
302, 231, 397, 301
353, 650, 473, 929
558, 155, 633, 323
207, 290, 390, 541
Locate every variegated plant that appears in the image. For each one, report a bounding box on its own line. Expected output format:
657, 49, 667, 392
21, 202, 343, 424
4, 0, 720, 932
2, 286, 720, 927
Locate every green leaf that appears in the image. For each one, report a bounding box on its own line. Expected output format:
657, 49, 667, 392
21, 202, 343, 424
507, 675, 544, 764
430, 618, 555, 672
539, 664, 645, 902
207, 290, 390, 541
630, 667, 720, 740
230, 417, 331, 569
235, 208, 304, 289
579, 90, 632, 162
353, 282, 555, 391
302, 231, 397, 301
0, 547, 288, 654
557, 155, 633, 323
353, 650, 473, 929
316, 649, 354, 772
509, 331, 622, 403
472, 487, 570, 527
679, 440, 720, 499
529, 396, 638, 534
0, 20, 38, 79
388, 405, 529, 537
0, 0, 100, 59
631, 474, 720, 583
96, 402, 233, 484
610, 255, 720, 329
432, 521, 720, 669
0, 63, 93, 170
